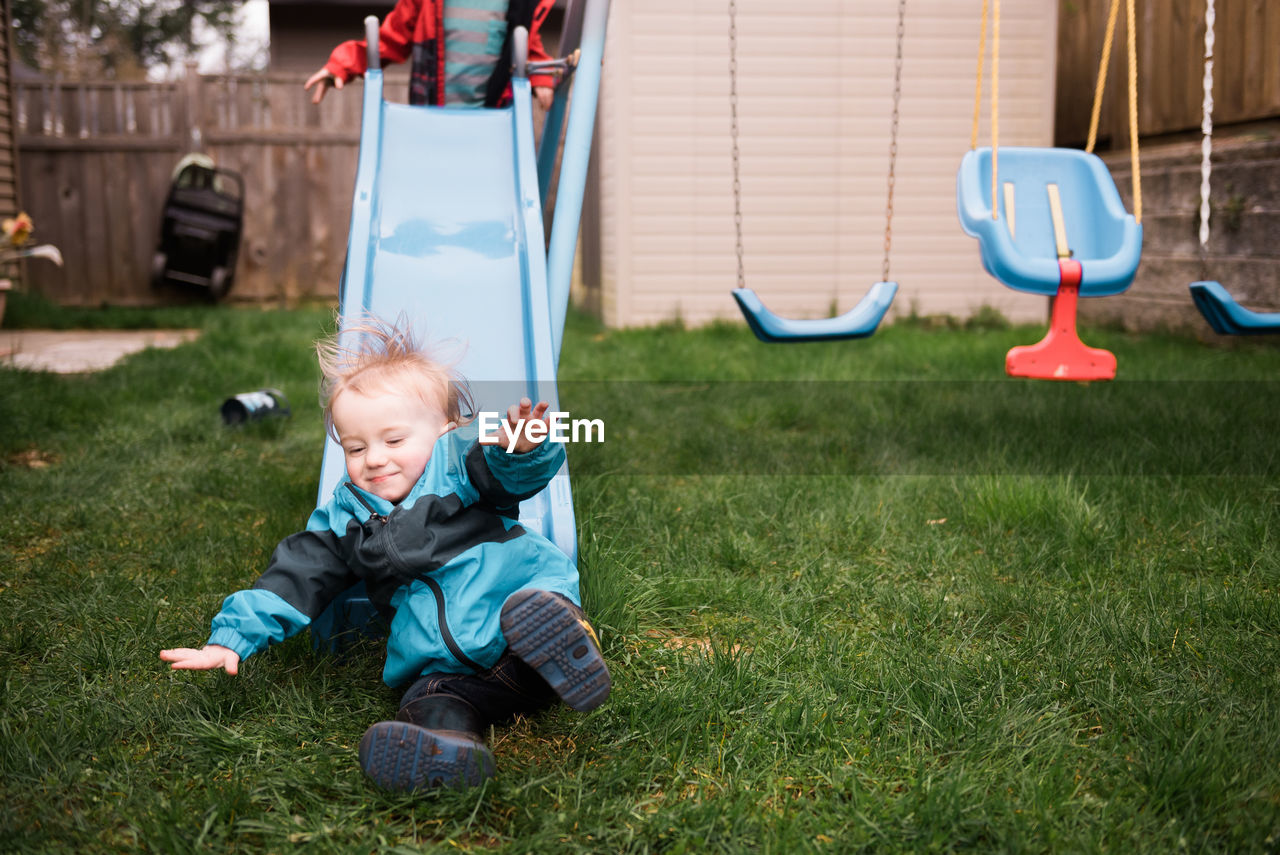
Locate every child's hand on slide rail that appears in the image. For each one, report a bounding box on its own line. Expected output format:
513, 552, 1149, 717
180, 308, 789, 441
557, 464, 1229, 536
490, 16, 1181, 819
160, 645, 242, 674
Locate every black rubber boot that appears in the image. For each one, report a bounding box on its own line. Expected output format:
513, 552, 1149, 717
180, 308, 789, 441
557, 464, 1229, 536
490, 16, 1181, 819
358, 696, 495, 791
500, 589, 611, 712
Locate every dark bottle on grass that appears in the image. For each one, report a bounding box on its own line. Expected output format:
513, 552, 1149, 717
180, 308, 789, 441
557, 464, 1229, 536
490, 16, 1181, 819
221, 389, 290, 425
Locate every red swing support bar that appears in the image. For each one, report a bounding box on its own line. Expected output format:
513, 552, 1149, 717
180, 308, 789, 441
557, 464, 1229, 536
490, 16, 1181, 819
1005, 258, 1116, 381
1002, 181, 1116, 382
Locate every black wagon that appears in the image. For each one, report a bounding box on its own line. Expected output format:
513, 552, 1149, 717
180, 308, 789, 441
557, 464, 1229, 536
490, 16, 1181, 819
151, 154, 244, 300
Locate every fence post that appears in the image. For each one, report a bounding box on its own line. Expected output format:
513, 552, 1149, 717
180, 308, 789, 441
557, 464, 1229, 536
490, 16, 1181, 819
15, 83, 26, 133
182, 61, 203, 151
76, 83, 88, 138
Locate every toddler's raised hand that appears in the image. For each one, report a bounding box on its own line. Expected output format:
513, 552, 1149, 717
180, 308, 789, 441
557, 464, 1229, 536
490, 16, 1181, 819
480, 397, 551, 454
304, 67, 344, 104
160, 644, 241, 675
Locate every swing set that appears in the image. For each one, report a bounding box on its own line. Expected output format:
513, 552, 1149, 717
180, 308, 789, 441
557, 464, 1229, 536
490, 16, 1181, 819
727, 1, 1269, 356
726, 0, 902, 342
1187, 0, 1280, 335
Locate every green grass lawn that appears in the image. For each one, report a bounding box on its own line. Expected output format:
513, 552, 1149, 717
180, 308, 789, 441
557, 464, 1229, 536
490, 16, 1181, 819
2, 295, 1279, 853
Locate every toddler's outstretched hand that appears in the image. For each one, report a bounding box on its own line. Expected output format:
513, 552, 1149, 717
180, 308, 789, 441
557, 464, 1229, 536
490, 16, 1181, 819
304, 67, 344, 104
160, 644, 241, 675
480, 397, 551, 454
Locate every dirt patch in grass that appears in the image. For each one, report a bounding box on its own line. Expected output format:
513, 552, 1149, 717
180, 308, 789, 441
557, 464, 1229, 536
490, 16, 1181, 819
5, 447, 59, 469
642, 628, 745, 657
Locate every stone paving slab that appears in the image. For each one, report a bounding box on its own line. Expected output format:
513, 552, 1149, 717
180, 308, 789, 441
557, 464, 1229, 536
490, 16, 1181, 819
0, 329, 201, 373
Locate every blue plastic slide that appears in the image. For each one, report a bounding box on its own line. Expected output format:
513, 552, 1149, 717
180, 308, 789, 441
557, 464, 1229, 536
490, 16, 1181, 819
310, 3, 610, 648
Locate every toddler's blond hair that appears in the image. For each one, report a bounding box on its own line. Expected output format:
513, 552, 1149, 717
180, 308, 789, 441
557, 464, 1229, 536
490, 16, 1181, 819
316, 315, 473, 441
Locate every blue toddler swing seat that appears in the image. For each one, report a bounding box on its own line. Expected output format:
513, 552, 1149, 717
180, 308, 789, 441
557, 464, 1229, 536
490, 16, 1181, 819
957, 146, 1142, 381
308, 1, 610, 650
957, 146, 1141, 299
958, 0, 1143, 380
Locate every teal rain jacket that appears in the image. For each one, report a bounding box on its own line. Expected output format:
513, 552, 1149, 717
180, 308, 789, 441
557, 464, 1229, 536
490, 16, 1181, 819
205, 424, 579, 687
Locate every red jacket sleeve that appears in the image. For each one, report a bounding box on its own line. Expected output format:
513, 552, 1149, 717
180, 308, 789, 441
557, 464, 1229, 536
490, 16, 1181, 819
527, 0, 557, 91
324, 0, 423, 82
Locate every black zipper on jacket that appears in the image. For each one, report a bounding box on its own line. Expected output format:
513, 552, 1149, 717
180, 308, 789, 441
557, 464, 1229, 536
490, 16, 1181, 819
345, 484, 387, 523
420, 575, 484, 671
343, 483, 483, 672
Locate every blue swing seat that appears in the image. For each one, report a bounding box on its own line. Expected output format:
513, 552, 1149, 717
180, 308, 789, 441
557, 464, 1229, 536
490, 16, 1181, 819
732, 281, 898, 343
957, 147, 1142, 297
1190, 281, 1280, 335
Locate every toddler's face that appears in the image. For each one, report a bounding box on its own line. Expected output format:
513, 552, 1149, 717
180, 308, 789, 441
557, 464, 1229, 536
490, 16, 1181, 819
332, 387, 453, 503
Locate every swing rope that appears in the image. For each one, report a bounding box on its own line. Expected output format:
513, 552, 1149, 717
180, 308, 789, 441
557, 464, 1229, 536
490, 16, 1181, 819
1083, 0, 1142, 222
1198, 0, 1215, 257
990, 0, 999, 220
970, 0, 988, 151
969, 0, 999, 218
1188, 0, 1278, 335
729, 0, 906, 289
1125, 0, 1142, 223
967, 0, 998, 217
973, 0, 1143, 224
1084, 0, 1121, 155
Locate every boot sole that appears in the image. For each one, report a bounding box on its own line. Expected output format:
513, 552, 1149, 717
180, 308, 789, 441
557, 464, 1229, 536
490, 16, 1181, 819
358, 721, 495, 791
500, 589, 612, 712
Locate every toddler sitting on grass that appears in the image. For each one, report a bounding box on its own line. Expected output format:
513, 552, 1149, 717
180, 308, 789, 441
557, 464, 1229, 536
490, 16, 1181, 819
162, 316, 609, 791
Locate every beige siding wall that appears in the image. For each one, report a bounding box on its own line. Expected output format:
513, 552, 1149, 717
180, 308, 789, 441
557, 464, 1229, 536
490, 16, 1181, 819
597, 0, 1057, 328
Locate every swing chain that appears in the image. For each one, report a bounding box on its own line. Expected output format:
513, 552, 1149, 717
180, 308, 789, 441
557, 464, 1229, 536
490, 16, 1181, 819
883, 0, 906, 283
728, 0, 745, 289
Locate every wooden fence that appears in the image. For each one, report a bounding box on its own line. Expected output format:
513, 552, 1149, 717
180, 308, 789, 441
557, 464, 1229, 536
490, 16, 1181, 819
14, 71, 410, 305
1056, 0, 1280, 149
